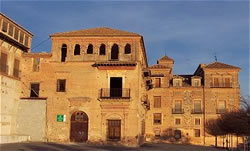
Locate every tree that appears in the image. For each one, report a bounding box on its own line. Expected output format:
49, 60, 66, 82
205, 119, 225, 147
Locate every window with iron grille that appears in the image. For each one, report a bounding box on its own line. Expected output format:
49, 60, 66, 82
57, 79, 66, 92
154, 96, 161, 108
153, 113, 161, 124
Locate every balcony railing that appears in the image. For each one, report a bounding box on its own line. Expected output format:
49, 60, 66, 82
211, 83, 232, 88
172, 108, 184, 114
216, 109, 226, 114
99, 88, 130, 99
13, 68, 21, 78
191, 109, 203, 114
0, 64, 8, 74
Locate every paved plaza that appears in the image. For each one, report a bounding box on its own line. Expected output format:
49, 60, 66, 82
0, 142, 228, 151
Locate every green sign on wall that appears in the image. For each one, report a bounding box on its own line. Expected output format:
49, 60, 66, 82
57, 114, 66, 122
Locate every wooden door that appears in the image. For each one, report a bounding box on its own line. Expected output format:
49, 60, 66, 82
70, 111, 88, 142
108, 120, 121, 141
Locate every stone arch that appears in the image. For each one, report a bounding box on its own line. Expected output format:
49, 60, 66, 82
111, 44, 119, 60
61, 44, 67, 62
70, 111, 88, 142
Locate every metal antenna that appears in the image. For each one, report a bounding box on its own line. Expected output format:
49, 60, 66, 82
214, 52, 218, 62
165, 49, 166, 56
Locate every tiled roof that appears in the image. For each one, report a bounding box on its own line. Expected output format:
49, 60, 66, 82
50, 27, 141, 37
158, 55, 174, 61
205, 62, 240, 69
148, 64, 169, 69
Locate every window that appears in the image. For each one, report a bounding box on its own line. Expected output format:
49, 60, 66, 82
99, 44, 106, 55
111, 44, 119, 60
2, 21, 7, 32
154, 96, 161, 108
195, 118, 200, 125
213, 77, 219, 87
192, 79, 200, 87
124, 44, 131, 54
57, 79, 66, 92
32, 58, 40, 72
30, 83, 40, 97
14, 28, 19, 40
74, 44, 80, 55
175, 118, 181, 125
61, 44, 67, 62
224, 78, 231, 87
13, 59, 20, 78
193, 100, 202, 113
24, 35, 29, 47
173, 79, 182, 87
153, 113, 161, 124
8, 24, 13, 36
194, 129, 200, 137
19, 32, 24, 44
217, 100, 226, 113
0, 52, 8, 74
155, 78, 161, 88
174, 100, 182, 113
87, 44, 93, 54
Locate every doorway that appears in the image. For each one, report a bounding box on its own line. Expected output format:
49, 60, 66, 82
70, 111, 88, 142
107, 120, 121, 141
110, 77, 122, 97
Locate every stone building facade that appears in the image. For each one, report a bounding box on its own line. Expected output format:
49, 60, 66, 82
0, 13, 241, 146
145, 56, 241, 146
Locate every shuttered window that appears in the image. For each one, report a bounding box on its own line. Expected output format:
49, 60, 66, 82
213, 78, 219, 87
154, 96, 161, 108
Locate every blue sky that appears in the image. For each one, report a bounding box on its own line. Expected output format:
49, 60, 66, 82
1, 0, 249, 96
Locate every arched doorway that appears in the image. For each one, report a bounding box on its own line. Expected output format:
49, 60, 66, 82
70, 111, 88, 142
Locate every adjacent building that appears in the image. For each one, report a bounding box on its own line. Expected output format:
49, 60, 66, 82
0, 13, 33, 143
145, 56, 240, 145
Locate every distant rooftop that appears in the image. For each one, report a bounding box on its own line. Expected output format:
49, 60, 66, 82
205, 62, 240, 69
50, 27, 141, 37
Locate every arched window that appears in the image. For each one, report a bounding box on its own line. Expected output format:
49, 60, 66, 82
111, 44, 119, 60
61, 44, 67, 62
125, 44, 131, 54
99, 44, 106, 55
74, 44, 80, 55
87, 44, 93, 54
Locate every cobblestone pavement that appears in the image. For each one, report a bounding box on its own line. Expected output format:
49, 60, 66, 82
0, 142, 229, 151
